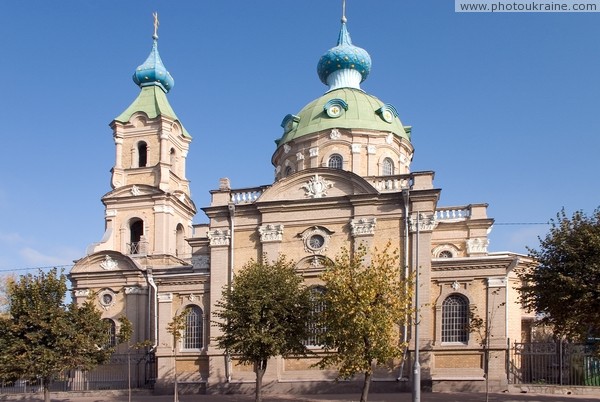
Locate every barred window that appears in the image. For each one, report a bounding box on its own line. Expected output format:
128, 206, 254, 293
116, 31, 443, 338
104, 318, 116, 348
442, 294, 469, 343
328, 154, 343, 169
183, 306, 203, 349
382, 157, 394, 176
303, 286, 327, 347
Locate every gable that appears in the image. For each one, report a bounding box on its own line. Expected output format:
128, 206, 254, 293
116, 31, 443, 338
258, 168, 378, 203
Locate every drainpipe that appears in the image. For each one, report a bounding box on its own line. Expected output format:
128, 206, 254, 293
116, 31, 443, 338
146, 268, 158, 352
398, 187, 410, 381
224, 203, 236, 383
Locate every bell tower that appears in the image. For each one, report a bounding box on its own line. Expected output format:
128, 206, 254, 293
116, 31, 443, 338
89, 14, 196, 263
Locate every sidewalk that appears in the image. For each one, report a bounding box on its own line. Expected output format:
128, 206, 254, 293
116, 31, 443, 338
2, 391, 600, 402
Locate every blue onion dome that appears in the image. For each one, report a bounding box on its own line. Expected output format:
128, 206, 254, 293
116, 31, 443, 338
133, 33, 175, 93
317, 21, 371, 91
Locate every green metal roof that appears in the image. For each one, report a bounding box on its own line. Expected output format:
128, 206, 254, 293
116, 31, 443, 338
276, 88, 410, 146
114, 86, 191, 138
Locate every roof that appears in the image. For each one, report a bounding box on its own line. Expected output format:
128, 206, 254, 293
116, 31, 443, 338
114, 86, 191, 138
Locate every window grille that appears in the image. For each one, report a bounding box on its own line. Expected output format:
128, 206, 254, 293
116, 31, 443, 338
183, 306, 203, 349
328, 154, 343, 169
382, 157, 394, 176
442, 294, 469, 343
303, 287, 326, 346
104, 319, 116, 348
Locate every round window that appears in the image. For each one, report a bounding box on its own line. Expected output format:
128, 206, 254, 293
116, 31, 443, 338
308, 234, 325, 250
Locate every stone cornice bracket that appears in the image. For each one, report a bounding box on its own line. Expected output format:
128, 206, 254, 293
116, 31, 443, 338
74, 289, 90, 297
409, 212, 438, 233
207, 229, 231, 247
350, 217, 377, 237
467, 237, 489, 255
258, 224, 284, 243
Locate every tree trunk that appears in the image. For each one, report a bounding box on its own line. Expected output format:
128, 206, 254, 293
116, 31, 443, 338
43, 377, 51, 402
360, 369, 372, 402
254, 359, 267, 402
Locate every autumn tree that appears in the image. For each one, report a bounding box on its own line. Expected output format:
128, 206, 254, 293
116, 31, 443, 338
0, 268, 117, 402
518, 208, 600, 341
0, 273, 15, 318
214, 256, 312, 402
317, 242, 414, 402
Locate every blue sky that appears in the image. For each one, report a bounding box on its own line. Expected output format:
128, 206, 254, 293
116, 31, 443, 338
0, 1, 598, 275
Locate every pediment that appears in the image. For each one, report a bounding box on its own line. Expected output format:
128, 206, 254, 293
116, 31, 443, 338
102, 184, 164, 200
71, 250, 143, 274
258, 168, 377, 203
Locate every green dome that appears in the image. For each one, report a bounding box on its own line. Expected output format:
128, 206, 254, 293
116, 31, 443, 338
276, 88, 410, 146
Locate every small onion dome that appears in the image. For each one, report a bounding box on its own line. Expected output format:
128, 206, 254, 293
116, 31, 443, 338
133, 36, 174, 93
317, 22, 371, 90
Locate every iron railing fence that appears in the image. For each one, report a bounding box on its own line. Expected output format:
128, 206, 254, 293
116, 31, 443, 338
0, 352, 155, 395
509, 341, 600, 386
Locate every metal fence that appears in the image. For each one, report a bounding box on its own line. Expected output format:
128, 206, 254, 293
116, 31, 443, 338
509, 341, 600, 386
0, 352, 155, 395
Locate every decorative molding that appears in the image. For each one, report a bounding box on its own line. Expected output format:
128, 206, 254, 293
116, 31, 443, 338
100, 255, 119, 270
131, 185, 141, 196
74, 289, 89, 297
302, 175, 333, 199
467, 238, 489, 255
386, 133, 394, 145
350, 218, 377, 237
300, 226, 334, 254
432, 244, 459, 258
351, 143, 362, 154
451, 281, 461, 291
258, 224, 284, 243
330, 128, 341, 140
106, 209, 117, 217
158, 293, 173, 303
367, 145, 376, 155
409, 212, 438, 233
188, 294, 197, 302
309, 147, 319, 158
99, 290, 116, 311
296, 152, 305, 161
283, 144, 291, 154
208, 229, 231, 247
192, 255, 209, 269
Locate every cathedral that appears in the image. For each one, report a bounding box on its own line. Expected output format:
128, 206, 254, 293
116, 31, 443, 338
69, 8, 534, 395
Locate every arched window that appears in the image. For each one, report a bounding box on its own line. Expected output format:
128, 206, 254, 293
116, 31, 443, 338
176, 224, 185, 257
170, 148, 177, 172
183, 306, 203, 349
303, 286, 327, 347
104, 318, 116, 348
328, 154, 343, 169
382, 157, 394, 176
442, 294, 469, 343
129, 219, 144, 255
137, 141, 148, 168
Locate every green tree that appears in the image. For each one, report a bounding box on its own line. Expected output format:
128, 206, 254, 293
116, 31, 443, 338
213, 256, 312, 402
317, 242, 414, 402
167, 308, 189, 402
0, 268, 116, 402
518, 208, 600, 341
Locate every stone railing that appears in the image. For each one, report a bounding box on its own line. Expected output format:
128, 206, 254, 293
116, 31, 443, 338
229, 186, 270, 204
367, 174, 412, 193
435, 206, 471, 221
